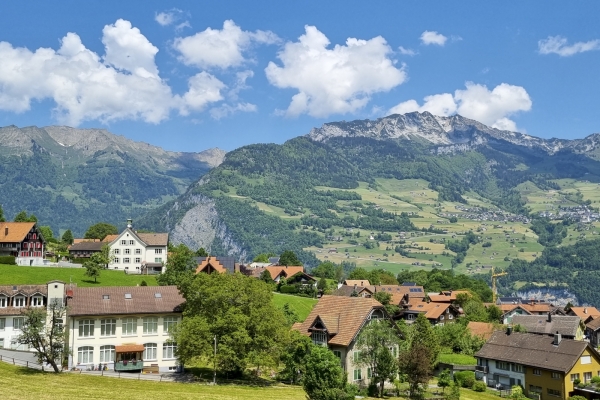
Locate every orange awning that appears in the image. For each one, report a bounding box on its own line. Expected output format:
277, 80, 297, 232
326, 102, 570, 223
115, 344, 144, 353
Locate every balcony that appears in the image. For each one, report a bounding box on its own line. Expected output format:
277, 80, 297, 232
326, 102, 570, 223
114, 360, 143, 372
475, 365, 489, 374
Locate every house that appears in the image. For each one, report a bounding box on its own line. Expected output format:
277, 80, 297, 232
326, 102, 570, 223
332, 284, 374, 298
247, 265, 304, 281
398, 301, 460, 325
467, 321, 496, 341
343, 280, 371, 287
0, 222, 46, 266
0, 281, 66, 350
68, 241, 104, 259
567, 307, 600, 322
585, 317, 600, 349
496, 304, 533, 324
195, 256, 239, 274
427, 290, 471, 303
107, 220, 168, 274
292, 295, 393, 386
66, 286, 183, 373
475, 329, 600, 399
511, 314, 584, 341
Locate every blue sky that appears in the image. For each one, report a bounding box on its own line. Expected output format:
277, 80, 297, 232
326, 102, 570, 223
0, 1, 598, 152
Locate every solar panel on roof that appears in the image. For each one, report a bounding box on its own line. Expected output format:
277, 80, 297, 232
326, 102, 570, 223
125, 293, 132, 299
154, 293, 162, 298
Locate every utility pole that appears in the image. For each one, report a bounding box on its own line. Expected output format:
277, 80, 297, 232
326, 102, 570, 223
213, 335, 217, 385
491, 266, 508, 304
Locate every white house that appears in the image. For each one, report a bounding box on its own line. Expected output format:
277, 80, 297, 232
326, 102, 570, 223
0, 281, 65, 350
66, 286, 183, 373
107, 220, 168, 274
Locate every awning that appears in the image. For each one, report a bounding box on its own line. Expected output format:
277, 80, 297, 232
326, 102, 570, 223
115, 344, 144, 353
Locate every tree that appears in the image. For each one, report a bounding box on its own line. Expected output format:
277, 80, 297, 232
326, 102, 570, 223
84, 222, 118, 241
14, 210, 37, 222
438, 369, 452, 394
487, 304, 503, 323
313, 261, 336, 279
83, 258, 101, 283
39, 226, 54, 242
280, 330, 311, 384
0, 204, 5, 222
303, 345, 349, 400
61, 230, 74, 245
260, 269, 274, 284
356, 321, 401, 397
157, 243, 197, 287
279, 250, 302, 266
17, 301, 67, 373
317, 277, 328, 293
445, 382, 461, 400
253, 252, 276, 263
195, 247, 208, 257
398, 342, 434, 399
373, 291, 399, 315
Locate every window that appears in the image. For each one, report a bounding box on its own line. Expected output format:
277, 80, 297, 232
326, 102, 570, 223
584, 372, 592, 382
367, 367, 372, 379
571, 373, 580, 382
100, 319, 116, 336
0, 296, 6, 307
448, 314, 453, 320
333, 350, 341, 359
163, 342, 177, 359
551, 372, 561, 380
123, 258, 130, 264
164, 317, 178, 334
14, 296, 25, 307
135, 249, 141, 255
13, 317, 24, 330
113, 249, 120, 255
155, 249, 163, 254
78, 319, 94, 337
155, 258, 162, 263
353, 369, 362, 381
407, 314, 415, 320
440, 315, 445, 320
129, 240, 135, 245
121, 240, 126, 245
135, 258, 141, 263
0, 318, 5, 329
143, 317, 158, 334
31, 296, 43, 307
124, 249, 130, 255
497, 361, 511, 371
143, 343, 157, 360
99, 345, 115, 362
581, 355, 592, 365
353, 351, 361, 363
311, 331, 327, 345
547, 388, 561, 397
114, 257, 120, 264
529, 385, 542, 394
77, 346, 94, 364
532, 368, 541, 376
122, 318, 137, 335
512, 364, 524, 373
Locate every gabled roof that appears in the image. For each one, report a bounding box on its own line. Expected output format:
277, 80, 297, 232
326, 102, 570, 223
68, 241, 105, 252
68, 286, 184, 316
497, 304, 533, 316
0, 222, 36, 243
195, 256, 237, 274
569, 307, 600, 319
0, 284, 49, 316
475, 331, 593, 373
332, 285, 369, 297
520, 303, 554, 314
427, 290, 470, 303
467, 321, 496, 340
102, 234, 119, 243
136, 233, 168, 246
367, 284, 425, 305
407, 301, 454, 319
251, 265, 304, 279
344, 279, 371, 287
585, 316, 600, 332
511, 315, 581, 337
293, 295, 384, 347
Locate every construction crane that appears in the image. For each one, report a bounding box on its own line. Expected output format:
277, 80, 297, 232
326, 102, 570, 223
491, 266, 508, 304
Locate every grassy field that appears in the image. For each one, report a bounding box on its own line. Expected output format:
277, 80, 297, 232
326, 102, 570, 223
272, 293, 317, 322
0, 265, 157, 287
437, 353, 477, 366
0, 362, 307, 400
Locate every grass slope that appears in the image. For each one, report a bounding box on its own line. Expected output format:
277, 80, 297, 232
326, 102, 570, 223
272, 293, 317, 322
0, 265, 157, 287
0, 362, 306, 400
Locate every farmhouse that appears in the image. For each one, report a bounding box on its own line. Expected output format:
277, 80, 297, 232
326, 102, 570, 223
0, 222, 46, 266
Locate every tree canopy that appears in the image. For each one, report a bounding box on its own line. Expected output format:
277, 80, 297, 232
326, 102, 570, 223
279, 250, 302, 266
61, 230, 74, 245
14, 210, 37, 222
84, 222, 118, 241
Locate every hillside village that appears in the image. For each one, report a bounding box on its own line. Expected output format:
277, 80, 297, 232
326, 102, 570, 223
1, 218, 600, 400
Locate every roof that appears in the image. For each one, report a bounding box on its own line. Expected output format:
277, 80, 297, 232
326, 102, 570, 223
251, 265, 304, 279
344, 280, 371, 287
366, 284, 425, 305
0, 222, 36, 243
511, 315, 581, 337
0, 284, 48, 315
68, 286, 184, 316
428, 290, 470, 303
293, 295, 384, 347
68, 241, 105, 252
73, 238, 102, 244
102, 234, 119, 243
497, 304, 533, 315
195, 256, 237, 274
569, 307, 600, 319
331, 285, 370, 297
585, 316, 600, 332
407, 301, 453, 319
520, 303, 554, 314
467, 321, 496, 340
115, 344, 145, 353
136, 233, 168, 246
497, 297, 523, 304
475, 331, 592, 373
268, 257, 280, 265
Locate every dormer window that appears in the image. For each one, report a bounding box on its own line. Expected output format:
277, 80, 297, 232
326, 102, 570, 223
31, 296, 44, 307
14, 296, 25, 308
0, 296, 6, 307
311, 331, 327, 346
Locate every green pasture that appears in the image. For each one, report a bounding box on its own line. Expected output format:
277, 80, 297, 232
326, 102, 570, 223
272, 293, 317, 322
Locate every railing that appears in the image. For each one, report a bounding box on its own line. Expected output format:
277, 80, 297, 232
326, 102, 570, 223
114, 360, 144, 371
0, 354, 45, 370
475, 365, 488, 373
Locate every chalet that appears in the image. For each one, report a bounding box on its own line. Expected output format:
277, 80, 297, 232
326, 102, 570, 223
567, 307, 600, 323
246, 265, 304, 281
475, 329, 600, 399
585, 317, 600, 349
0, 281, 66, 350
68, 241, 104, 259
511, 314, 584, 341
293, 295, 395, 386
66, 286, 183, 373
107, 220, 168, 274
398, 301, 460, 325
0, 222, 46, 266
427, 290, 471, 303
332, 284, 374, 298
195, 256, 239, 274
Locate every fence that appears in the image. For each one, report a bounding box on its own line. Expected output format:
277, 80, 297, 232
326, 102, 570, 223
0, 354, 45, 371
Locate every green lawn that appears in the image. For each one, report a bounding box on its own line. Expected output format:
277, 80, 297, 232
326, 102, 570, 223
0, 264, 157, 287
0, 362, 306, 400
437, 353, 477, 366
272, 293, 317, 322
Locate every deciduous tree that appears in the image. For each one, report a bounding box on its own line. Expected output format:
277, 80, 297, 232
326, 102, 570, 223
84, 222, 117, 241
157, 243, 196, 287
279, 250, 302, 266
39, 226, 54, 242
303, 345, 349, 400
61, 229, 74, 245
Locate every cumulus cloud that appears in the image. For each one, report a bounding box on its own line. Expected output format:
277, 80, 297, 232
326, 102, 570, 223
174, 20, 279, 69
538, 35, 600, 56
398, 46, 417, 56
155, 10, 178, 26
420, 31, 447, 46
265, 25, 406, 118
388, 82, 532, 131
0, 19, 224, 125
210, 102, 257, 120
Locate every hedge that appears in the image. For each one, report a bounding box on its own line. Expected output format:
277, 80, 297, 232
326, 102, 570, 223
0, 256, 16, 265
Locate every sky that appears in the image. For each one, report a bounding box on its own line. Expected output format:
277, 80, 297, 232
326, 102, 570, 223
0, 1, 599, 152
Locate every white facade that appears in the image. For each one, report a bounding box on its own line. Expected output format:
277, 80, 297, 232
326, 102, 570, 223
107, 225, 168, 273
476, 358, 526, 388
68, 314, 180, 372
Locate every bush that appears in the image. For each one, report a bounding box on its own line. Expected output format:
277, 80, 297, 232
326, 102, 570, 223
591, 376, 600, 384
454, 370, 475, 388
569, 396, 587, 400
0, 256, 16, 265
472, 381, 486, 392
279, 285, 299, 294
140, 280, 148, 286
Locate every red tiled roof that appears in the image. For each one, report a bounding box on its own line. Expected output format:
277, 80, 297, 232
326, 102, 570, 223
408, 301, 452, 319
115, 344, 144, 353
467, 321, 496, 340
0, 222, 36, 243
569, 307, 600, 319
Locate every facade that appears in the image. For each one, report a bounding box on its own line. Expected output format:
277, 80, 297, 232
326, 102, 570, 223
397, 301, 460, 325
107, 220, 168, 274
0, 281, 65, 350
293, 295, 393, 386
68, 241, 104, 259
0, 222, 45, 266
476, 330, 600, 399
67, 286, 183, 373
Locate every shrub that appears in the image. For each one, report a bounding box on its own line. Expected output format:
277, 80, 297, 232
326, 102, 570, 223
569, 396, 587, 400
591, 376, 600, 384
279, 285, 299, 294
140, 280, 148, 286
0, 256, 16, 265
574, 378, 581, 385
454, 370, 475, 388
472, 381, 487, 392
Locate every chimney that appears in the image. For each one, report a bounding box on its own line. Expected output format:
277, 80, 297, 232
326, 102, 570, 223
4, 227, 7, 236
584, 308, 588, 314
553, 331, 562, 345
547, 312, 552, 323
506, 326, 513, 335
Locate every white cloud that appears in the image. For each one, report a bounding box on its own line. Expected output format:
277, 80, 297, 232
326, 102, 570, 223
398, 46, 417, 56
174, 20, 279, 69
228, 70, 254, 99
155, 11, 177, 26
538, 35, 600, 57
388, 82, 532, 131
210, 102, 257, 120
420, 31, 447, 46
0, 19, 224, 125
265, 25, 406, 118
